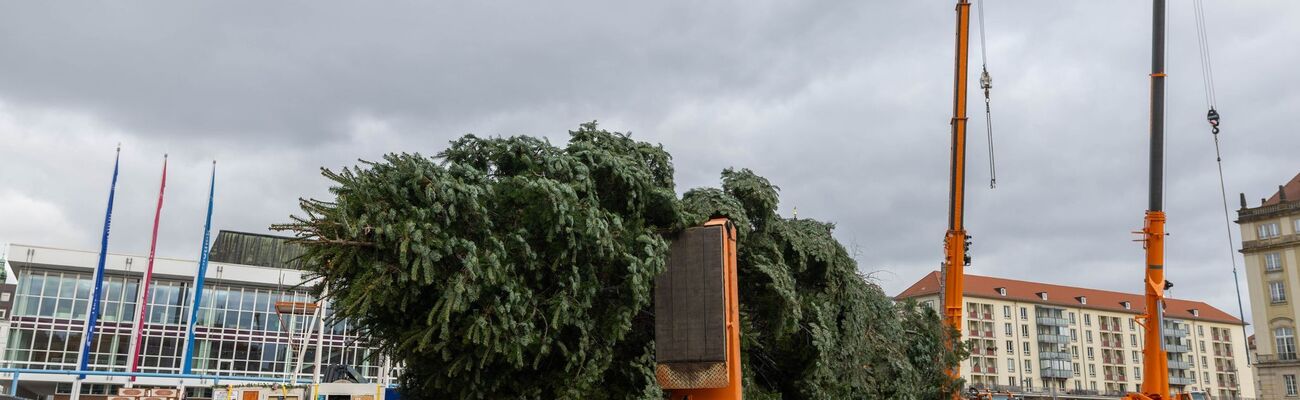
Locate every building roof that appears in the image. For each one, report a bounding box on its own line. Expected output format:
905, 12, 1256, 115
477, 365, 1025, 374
208, 230, 307, 270
896, 271, 1244, 325
1263, 172, 1300, 206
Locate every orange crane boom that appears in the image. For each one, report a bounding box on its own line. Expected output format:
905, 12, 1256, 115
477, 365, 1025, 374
942, 0, 973, 397
942, 1, 1178, 399
1129, 0, 1172, 399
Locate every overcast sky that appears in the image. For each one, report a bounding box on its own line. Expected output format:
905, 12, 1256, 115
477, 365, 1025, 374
1, 1, 1296, 330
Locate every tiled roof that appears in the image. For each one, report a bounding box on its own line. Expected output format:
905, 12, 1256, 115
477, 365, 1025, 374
1263, 172, 1300, 206
895, 271, 1244, 325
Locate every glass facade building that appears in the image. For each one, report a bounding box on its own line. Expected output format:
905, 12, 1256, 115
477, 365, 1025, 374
1, 232, 396, 397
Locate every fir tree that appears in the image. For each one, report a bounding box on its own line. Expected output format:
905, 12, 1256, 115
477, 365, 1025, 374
279, 123, 964, 399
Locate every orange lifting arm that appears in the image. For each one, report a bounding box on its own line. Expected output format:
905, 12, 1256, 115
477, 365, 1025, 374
943, 1, 973, 398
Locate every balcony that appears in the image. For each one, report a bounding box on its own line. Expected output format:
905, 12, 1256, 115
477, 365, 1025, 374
1040, 367, 1072, 379
1162, 326, 1190, 338
1038, 334, 1070, 344
1164, 343, 1190, 353
1036, 316, 1070, 327
1168, 360, 1193, 370
1038, 351, 1071, 361
1169, 376, 1194, 385
967, 329, 992, 338
1257, 353, 1300, 364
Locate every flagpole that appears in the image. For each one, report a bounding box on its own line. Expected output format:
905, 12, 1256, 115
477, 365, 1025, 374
127, 155, 167, 383
71, 145, 122, 399
181, 160, 216, 375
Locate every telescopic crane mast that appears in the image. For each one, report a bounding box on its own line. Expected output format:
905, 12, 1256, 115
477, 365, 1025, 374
1129, 1, 1171, 399
941, 0, 973, 396
943, 1, 1175, 398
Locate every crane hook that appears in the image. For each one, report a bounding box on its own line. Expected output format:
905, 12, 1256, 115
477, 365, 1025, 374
1207, 108, 1221, 134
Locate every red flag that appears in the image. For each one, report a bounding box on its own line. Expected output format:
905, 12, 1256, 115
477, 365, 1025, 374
129, 155, 167, 379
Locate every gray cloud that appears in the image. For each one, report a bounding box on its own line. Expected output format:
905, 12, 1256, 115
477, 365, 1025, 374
1, 1, 1297, 333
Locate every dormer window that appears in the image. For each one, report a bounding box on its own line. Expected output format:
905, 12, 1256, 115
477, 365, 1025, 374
1037, 292, 1048, 301
996, 287, 1007, 296
1076, 296, 1087, 305
1121, 301, 1131, 310
1189, 309, 1199, 317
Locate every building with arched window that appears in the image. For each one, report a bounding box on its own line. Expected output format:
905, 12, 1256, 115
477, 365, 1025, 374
1241, 172, 1300, 398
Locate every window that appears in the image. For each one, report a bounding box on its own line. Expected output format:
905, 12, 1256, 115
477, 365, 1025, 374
1086, 331, 1093, 343
1267, 253, 1285, 272
1199, 341, 1206, 352
1020, 307, 1028, 320
1278, 327, 1297, 360
1007, 358, 1015, 372
1073, 363, 1081, 377
998, 287, 1007, 296
1084, 314, 1092, 326
1287, 375, 1298, 397
1131, 334, 1137, 347
1006, 340, 1014, 354
1133, 350, 1140, 363
1021, 324, 1029, 337
1295, 218, 1300, 235
1135, 366, 1141, 379
1008, 377, 1016, 386
1087, 348, 1095, 360
1070, 329, 1078, 341
1088, 364, 1096, 377
1129, 318, 1135, 331
1272, 281, 1288, 303
1003, 305, 1011, 318
1005, 323, 1013, 336
1023, 342, 1030, 354
1260, 222, 1281, 239
1197, 325, 1204, 336
1072, 346, 1079, 358
1024, 359, 1032, 371
1201, 356, 1207, 368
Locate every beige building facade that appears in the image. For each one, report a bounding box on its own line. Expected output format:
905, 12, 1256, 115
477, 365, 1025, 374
1239, 172, 1300, 398
898, 272, 1255, 399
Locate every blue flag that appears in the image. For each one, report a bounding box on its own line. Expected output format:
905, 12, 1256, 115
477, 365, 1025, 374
77, 146, 121, 376
182, 161, 216, 374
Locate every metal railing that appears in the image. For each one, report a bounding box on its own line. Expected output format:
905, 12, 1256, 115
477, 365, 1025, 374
0, 367, 318, 397
1037, 334, 1070, 344
1040, 367, 1072, 379
1038, 351, 1071, 361
1036, 316, 1070, 327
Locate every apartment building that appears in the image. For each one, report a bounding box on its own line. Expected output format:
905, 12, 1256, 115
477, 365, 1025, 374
898, 272, 1255, 399
1239, 172, 1300, 397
